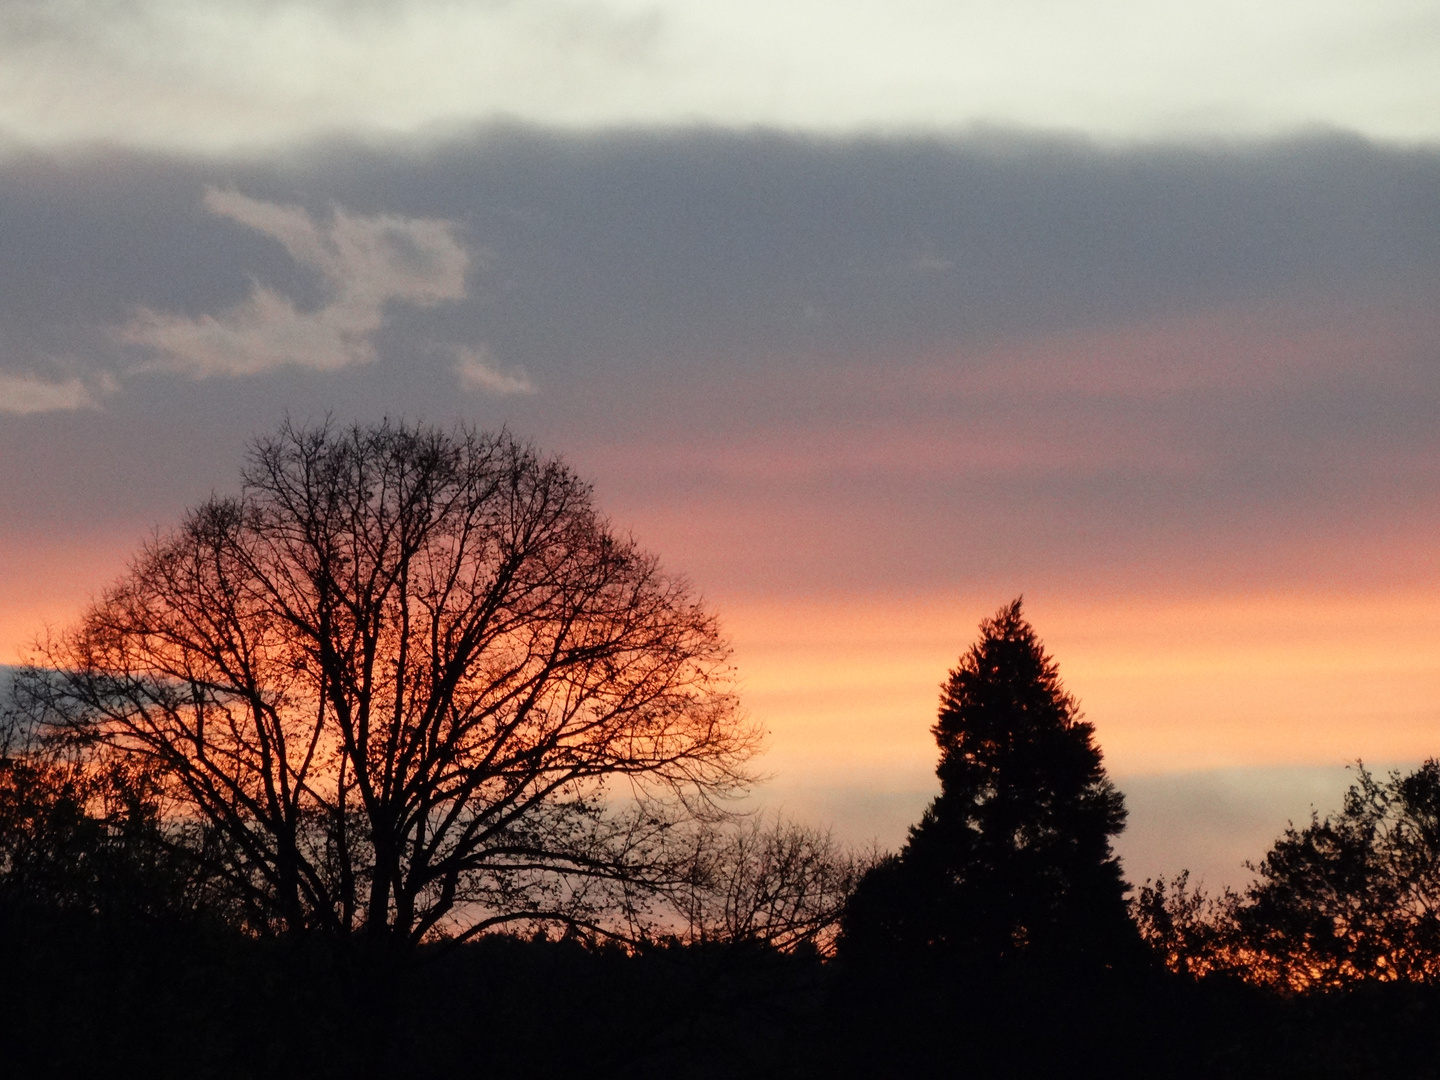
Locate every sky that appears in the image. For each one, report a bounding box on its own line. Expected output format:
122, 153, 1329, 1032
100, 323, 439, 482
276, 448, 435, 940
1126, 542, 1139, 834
2, 0, 1439, 889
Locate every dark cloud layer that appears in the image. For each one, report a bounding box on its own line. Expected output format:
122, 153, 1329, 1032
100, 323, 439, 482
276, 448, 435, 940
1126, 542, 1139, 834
3, 129, 1438, 364
0, 127, 1437, 597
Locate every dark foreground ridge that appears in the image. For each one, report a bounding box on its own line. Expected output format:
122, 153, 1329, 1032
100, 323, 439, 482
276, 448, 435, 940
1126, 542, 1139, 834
4, 910, 1440, 1079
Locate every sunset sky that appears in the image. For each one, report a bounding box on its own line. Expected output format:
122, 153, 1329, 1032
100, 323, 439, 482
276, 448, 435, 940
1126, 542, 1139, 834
2, 0, 1439, 888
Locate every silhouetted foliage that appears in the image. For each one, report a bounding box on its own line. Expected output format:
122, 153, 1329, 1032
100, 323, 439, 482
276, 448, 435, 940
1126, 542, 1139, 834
1138, 760, 1440, 990
0, 737, 202, 922
840, 599, 1136, 968
13, 419, 759, 956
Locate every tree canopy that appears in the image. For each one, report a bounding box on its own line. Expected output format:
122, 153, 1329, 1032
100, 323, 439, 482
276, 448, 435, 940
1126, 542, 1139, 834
1138, 760, 1440, 989
13, 420, 760, 949
840, 599, 1135, 966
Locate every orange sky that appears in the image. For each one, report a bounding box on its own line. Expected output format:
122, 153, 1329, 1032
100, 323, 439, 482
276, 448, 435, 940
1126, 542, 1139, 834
716, 588, 1440, 886
15, 537, 1436, 778
722, 589, 1440, 779
16, 534, 1437, 767
5, 496, 1437, 893
14, 533, 1432, 853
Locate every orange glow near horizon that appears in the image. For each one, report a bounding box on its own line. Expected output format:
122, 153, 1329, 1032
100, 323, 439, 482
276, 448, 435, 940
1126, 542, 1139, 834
0, 533, 136, 663
723, 590, 1440, 782
6, 533, 1438, 785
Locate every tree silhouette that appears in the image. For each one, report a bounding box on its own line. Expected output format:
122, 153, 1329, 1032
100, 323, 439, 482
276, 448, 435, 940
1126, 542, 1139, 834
14, 420, 759, 954
0, 749, 196, 921
840, 599, 1135, 966
1138, 760, 1440, 989
675, 813, 872, 954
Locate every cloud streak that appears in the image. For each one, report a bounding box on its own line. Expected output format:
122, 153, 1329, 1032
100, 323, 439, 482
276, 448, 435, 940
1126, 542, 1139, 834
0, 371, 112, 414
452, 346, 536, 396
121, 188, 467, 378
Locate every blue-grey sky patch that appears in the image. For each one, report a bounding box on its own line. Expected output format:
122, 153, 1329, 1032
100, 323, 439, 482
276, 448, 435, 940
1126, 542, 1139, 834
1, 129, 1436, 598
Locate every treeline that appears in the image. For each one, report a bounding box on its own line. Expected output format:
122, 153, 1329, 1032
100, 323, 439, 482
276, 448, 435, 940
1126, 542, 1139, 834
1139, 761, 1440, 990
4, 422, 1440, 1078
6, 602, 1440, 1078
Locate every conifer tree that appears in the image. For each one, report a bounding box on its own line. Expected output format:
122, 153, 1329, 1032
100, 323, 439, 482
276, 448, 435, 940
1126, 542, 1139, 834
840, 599, 1136, 966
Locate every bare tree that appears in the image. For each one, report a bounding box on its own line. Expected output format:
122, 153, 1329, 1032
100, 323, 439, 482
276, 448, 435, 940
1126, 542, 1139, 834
16, 420, 758, 950
675, 814, 872, 955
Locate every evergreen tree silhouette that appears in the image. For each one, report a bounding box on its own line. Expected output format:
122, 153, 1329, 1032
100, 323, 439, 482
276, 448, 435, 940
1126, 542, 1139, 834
841, 599, 1136, 967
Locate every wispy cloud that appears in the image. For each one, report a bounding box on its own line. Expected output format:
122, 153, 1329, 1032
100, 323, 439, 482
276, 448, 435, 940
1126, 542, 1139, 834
0, 371, 113, 415
121, 188, 468, 378
452, 345, 536, 396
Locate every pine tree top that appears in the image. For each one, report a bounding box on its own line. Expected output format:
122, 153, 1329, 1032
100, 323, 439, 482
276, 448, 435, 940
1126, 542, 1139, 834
933, 598, 1079, 768
933, 601, 1114, 821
